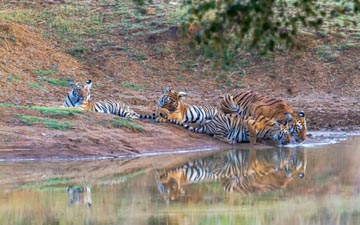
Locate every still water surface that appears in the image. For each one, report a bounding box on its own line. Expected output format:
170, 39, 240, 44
0, 133, 360, 225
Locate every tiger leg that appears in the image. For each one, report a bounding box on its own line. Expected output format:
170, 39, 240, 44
247, 122, 258, 145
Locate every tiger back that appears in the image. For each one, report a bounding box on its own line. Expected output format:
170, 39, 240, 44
168, 114, 291, 145
156, 87, 219, 124
219, 90, 306, 143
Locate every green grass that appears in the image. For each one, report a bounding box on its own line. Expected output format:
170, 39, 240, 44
28, 82, 45, 90
34, 69, 57, 76
16, 177, 70, 191
316, 45, 338, 62
7, 76, 20, 82
30, 106, 83, 117
100, 118, 144, 132
121, 81, 150, 91
15, 114, 73, 130
37, 77, 69, 87
0, 104, 83, 117
66, 46, 89, 59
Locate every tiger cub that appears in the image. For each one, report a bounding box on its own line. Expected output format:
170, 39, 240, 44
219, 90, 306, 143
64, 79, 155, 119
168, 114, 291, 145
156, 86, 219, 123
63, 80, 92, 107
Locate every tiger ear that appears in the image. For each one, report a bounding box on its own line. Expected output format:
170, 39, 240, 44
274, 121, 280, 130
163, 86, 171, 93
286, 113, 293, 123
298, 111, 305, 117
178, 91, 187, 101
84, 80, 92, 92
68, 80, 74, 88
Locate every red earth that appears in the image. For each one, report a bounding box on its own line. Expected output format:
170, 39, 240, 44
0, 15, 359, 160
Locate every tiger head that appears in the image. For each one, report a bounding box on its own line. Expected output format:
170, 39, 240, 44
157, 87, 187, 113
64, 79, 92, 107
282, 149, 307, 179
155, 169, 186, 203
286, 112, 307, 143
272, 120, 292, 145
67, 186, 92, 208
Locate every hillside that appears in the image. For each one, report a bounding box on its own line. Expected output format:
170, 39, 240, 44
0, 1, 359, 160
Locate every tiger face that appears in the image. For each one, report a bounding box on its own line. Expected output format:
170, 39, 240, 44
157, 87, 186, 113
155, 169, 186, 202
270, 121, 292, 145
288, 112, 307, 143
65, 80, 92, 107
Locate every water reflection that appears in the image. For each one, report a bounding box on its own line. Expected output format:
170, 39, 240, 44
155, 148, 306, 203
0, 135, 360, 225
67, 186, 92, 208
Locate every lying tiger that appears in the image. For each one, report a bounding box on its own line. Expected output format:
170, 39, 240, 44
156, 158, 225, 202
219, 90, 306, 143
168, 113, 291, 145
63, 79, 155, 119
156, 86, 219, 124
63, 80, 92, 107
156, 148, 306, 201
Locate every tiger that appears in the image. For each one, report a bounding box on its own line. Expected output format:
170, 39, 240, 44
155, 158, 225, 203
221, 148, 307, 193
63, 79, 92, 107
155, 86, 219, 124
168, 113, 291, 145
219, 90, 307, 143
64, 79, 155, 120
67, 185, 92, 207
155, 148, 307, 201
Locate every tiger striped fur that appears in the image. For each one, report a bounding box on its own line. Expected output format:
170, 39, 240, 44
155, 148, 307, 201
219, 90, 306, 143
155, 158, 225, 202
156, 86, 219, 124
64, 79, 155, 120
168, 114, 291, 145
63, 80, 92, 107
221, 149, 307, 193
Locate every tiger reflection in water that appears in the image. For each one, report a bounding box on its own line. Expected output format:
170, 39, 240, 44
67, 186, 92, 207
155, 148, 306, 202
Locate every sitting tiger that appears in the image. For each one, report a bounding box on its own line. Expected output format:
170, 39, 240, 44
155, 86, 219, 124
219, 90, 306, 143
63, 79, 155, 119
168, 113, 291, 145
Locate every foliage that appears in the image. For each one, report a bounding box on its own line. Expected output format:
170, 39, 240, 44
182, 0, 360, 53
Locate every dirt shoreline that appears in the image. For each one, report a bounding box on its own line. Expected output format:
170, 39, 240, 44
1, 18, 360, 161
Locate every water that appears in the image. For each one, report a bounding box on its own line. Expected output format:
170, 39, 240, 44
0, 133, 360, 225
